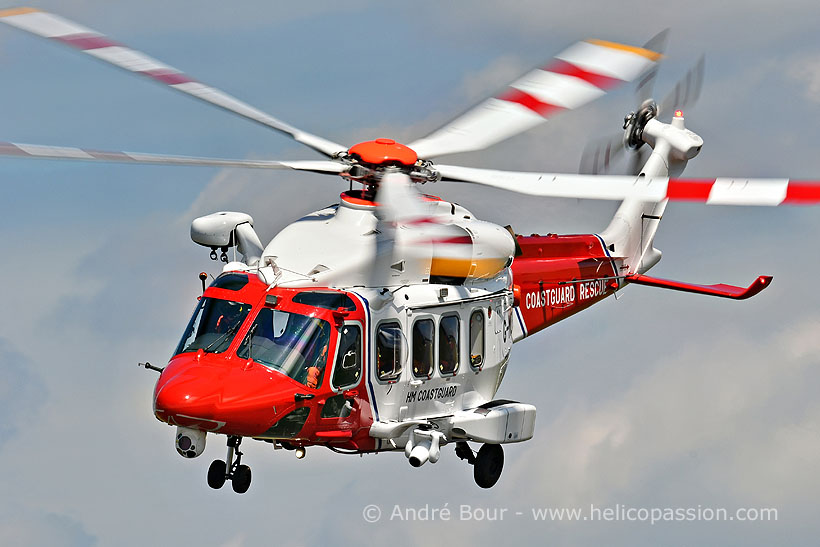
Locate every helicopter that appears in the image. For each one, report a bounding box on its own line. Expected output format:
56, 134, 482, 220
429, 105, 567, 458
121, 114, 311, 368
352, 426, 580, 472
2, 7, 819, 495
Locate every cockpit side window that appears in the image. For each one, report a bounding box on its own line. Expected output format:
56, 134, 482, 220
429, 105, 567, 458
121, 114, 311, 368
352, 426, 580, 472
174, 298, 251, 356
332, 324, 361, 389
376, 322, 403, 382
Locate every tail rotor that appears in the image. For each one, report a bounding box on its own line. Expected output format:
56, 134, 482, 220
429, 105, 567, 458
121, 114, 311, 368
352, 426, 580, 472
580, 32, 704, 177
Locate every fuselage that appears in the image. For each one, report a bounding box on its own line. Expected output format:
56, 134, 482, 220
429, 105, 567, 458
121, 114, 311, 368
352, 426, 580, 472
154, 193, 618, 453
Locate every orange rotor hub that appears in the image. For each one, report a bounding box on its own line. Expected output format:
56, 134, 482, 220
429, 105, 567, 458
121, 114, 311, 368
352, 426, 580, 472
348, 138, 418, 166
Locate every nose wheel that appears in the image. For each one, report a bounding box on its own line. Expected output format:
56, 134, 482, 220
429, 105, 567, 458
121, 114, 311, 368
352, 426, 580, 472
207, 436, 252, 494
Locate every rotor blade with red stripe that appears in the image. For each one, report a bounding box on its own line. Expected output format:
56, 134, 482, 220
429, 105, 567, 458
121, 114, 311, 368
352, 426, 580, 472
435, 165, 820, 206
408, 39, 662, 159
0, 7, 348, 158
0, 141, 347, 173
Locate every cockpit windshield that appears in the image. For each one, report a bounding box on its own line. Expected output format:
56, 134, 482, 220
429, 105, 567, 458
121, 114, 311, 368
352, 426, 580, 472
237, 308, 331, 388
175, 297, 252, 356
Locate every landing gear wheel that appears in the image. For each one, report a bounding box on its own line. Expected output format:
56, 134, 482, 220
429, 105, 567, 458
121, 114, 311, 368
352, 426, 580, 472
232, 464, 252, 494
473, 444, 504, 489
207, 459, 227, 489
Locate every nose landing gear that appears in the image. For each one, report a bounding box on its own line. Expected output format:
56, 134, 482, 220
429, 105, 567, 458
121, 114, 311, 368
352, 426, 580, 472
207, 435, 252, 494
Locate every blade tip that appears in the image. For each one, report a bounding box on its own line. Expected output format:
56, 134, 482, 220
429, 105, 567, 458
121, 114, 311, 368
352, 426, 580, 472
585, 38, 664, 62
0, 6, 39, 18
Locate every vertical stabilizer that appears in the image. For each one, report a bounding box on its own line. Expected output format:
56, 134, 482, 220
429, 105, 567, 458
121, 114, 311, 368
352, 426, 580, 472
599, 114, 703, 276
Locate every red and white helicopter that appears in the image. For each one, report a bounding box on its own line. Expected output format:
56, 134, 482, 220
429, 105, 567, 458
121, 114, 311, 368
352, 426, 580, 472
2, 7, 818, 494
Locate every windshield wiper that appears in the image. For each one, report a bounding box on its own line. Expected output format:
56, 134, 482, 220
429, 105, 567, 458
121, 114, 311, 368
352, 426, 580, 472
203, 321, 242, 352
244, 323, 259, 361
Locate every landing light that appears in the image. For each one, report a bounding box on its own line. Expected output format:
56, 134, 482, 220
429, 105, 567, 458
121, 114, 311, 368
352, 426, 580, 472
295, 447, 306, 459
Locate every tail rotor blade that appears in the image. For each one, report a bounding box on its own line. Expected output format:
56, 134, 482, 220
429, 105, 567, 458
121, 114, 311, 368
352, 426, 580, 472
579, 132, 624, 175
658, 55, 705, 117
627, 146, 649, 176
636, 29, 670, 104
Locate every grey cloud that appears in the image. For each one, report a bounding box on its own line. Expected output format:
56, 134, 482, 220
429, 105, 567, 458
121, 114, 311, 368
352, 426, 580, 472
787, 53, 820, 103
0, 511, 96, 547
0, 339, 47, 447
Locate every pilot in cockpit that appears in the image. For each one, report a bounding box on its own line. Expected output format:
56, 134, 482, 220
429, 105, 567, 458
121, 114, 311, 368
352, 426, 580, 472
304, 323, 329, 389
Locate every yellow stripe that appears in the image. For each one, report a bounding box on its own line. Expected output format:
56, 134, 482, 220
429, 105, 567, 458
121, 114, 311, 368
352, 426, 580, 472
586, 39, 663, 61
430, 257, 507, 279
0, 7, 39, 18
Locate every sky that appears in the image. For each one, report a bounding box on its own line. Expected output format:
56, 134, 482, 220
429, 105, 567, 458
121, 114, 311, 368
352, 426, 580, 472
1, 1, 820, 546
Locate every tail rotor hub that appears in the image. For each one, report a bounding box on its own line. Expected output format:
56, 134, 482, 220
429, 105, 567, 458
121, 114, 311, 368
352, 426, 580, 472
623, 100, 658, 150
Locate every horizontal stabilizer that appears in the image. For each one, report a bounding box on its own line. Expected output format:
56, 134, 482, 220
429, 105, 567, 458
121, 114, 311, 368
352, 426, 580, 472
625, 273, 772, 300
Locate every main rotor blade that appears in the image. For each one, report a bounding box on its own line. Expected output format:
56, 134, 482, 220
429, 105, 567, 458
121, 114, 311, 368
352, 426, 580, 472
436, 164, 820, 206
0, 141, 346, 173
0, 7, 348, 158
407, 38, 663, 159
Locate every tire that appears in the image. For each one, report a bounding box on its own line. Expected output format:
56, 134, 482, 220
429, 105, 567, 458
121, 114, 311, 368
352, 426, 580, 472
232, 464, 252, 494
473, 444, 504, 489
207, 460, 227, 490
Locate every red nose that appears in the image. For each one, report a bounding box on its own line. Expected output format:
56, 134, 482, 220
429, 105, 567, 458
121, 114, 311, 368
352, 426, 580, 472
153, 357, 301, 436
154, 365, 224, 422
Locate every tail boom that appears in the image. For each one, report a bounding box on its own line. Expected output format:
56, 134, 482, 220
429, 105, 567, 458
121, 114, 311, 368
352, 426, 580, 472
511, 233, 620, 341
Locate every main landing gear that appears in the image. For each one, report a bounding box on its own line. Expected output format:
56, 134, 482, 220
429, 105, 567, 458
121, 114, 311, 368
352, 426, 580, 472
208, 435, 252, 494
456, 441, 504, 489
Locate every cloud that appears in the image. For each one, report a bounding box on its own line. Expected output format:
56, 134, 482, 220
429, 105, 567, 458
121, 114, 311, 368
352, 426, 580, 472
787, 54, 820, 104
507, 317, 820, 510
0, 339, 47, 448
0, 511, 96, 547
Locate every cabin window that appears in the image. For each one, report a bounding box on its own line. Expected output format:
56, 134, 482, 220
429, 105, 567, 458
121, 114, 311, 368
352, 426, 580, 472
376, 322, 403, 381
469, 310, 485, 369
332, 324, 361, 389
439, 315, 460, 376
412, 319, 435, 378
